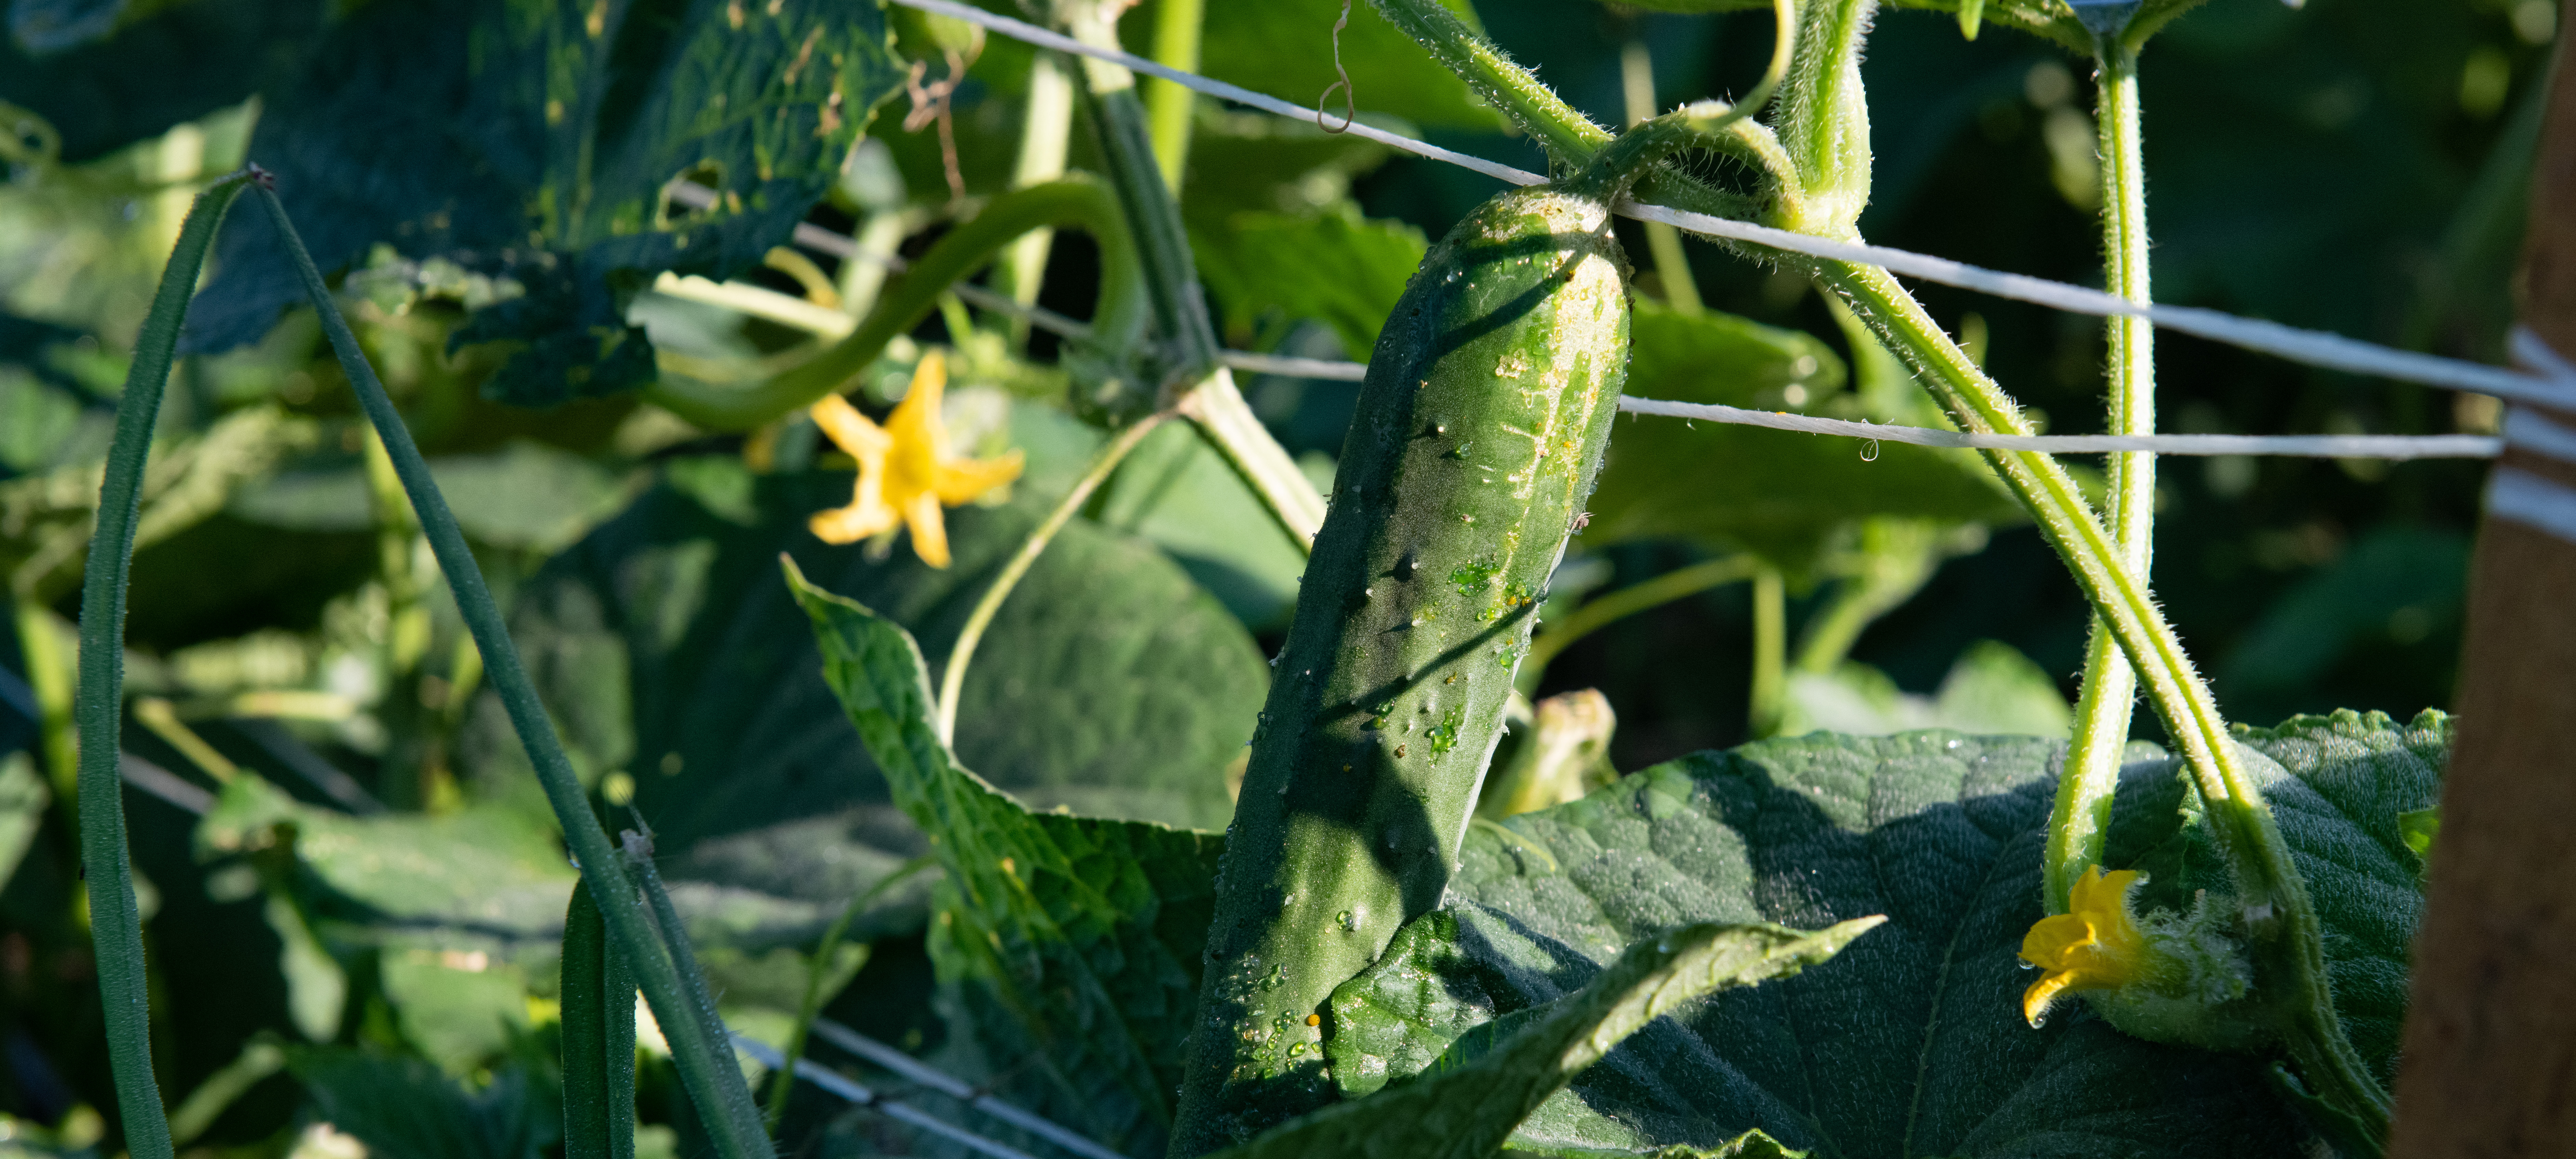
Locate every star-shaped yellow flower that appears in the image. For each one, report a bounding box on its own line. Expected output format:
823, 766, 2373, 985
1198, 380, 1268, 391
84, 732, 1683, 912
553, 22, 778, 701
2019, 865, 2154, 1027
807, 350, 1023, 567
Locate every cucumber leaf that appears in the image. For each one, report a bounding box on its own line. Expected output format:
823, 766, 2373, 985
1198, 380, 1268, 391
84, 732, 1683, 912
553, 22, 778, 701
181, 0, 907, 405
787, 564, 1225, 1157
1213, 918, 1880, 1159
287, 1050, 551, 1159
457, 462, 1266, 949
1324, 714, 2446, 1157
1192, 209, 1429, 358
0, 0, 326, 162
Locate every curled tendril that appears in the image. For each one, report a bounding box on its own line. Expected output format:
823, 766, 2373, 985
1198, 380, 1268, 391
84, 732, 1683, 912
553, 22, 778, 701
1316, 0, 1357, 133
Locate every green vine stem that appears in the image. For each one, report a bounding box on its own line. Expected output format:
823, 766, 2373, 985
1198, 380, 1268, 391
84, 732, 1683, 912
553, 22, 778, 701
562, 881, 639, 1159
648, 176, 1147, 431
1063, 6, 1222, 380
255, 185, 776, 1159
2048, 37, 2155, 913
1747, 566, 1787, 738
1145, 0, 1204, 189
936, 407, 1176, 745
1517, 556, 1758, 693
1000, 52, 1076, 343
1368, 2, 2384, 1132
72, 165, 259, 1159
1821, 259, 2387, 1134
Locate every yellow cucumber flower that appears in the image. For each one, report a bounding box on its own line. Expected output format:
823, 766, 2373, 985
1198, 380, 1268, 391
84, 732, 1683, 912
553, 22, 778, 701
807, 350, 1023, 568
2018, 864, 2259, 1046
2020, 865, 2161, 1027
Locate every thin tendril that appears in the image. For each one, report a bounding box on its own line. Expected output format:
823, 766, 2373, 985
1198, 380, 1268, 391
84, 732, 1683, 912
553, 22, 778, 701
1316, 0, 1356, 133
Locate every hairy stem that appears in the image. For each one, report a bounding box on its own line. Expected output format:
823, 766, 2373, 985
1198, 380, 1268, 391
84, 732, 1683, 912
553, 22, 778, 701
1145, 0, 1204, 189
1819, 258, 2385, 1132
1066, 8, 1221, 380
2049, 41, 2154, 913
938, 409, 1175, 744
258, 187, 775, 1159
73, 169, 259, 1159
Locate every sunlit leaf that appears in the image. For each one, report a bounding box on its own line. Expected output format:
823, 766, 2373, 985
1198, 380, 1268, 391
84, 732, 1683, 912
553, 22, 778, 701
788, 565, 1225, 1157
1321, 714, 2445, 1156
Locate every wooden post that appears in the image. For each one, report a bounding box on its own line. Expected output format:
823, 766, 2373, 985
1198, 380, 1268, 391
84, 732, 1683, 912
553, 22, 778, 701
2387, 7, 2576, 1156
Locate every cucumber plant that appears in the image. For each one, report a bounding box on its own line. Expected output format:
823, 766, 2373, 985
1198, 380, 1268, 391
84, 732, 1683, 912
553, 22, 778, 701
0, 0, 2507, 1157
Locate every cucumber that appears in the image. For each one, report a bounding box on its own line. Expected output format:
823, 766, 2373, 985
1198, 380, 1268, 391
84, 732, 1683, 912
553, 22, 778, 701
1170, 182, 1631, 1152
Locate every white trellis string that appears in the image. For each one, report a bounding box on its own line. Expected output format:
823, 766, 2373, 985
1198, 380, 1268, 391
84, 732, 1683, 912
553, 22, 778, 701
732, 1034, 1104, 1159
1618, 398, 2501, 459
2490, 327, 2576, 544
805, 1019, 1131, 1159
885, 0, 2567, 409
660, 233, 2502, 459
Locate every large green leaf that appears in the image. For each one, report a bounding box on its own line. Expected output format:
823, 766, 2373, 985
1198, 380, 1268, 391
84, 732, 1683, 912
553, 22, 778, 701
182, 0, 907, 404
1217, 919, 1879, 1159
287, 1050, 550, 1159
787, 565, 1225, 1157
1091, 421, 1313, 632
1587, 301, 2021, 569
2135, 710, 2451, 1087
0, 0, 325, 162
1321, 713, 2447, 1157
457, 460, 1265, 950
197, 775, 577, 955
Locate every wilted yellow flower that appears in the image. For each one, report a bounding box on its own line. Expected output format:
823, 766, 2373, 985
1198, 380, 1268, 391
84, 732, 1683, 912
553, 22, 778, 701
2020, 865, 2155, 1027
807, 350, 1022, 567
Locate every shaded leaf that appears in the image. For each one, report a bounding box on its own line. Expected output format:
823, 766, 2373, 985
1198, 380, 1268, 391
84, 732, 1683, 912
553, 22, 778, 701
230, 441, 643, 553
0, 0, 326, 162
1324, 716, 2445, 1157
2138, 709, 2450, 1087
1216, 919, 1878, 1159
288, 1050, 551, 1159
183, 0, 908, 404
1091, 421, 1311, 632
2216, 527, 2469, 722
457, 462, 1263, 952
1184, 113, 1399, 224
1193, 209, 1428, 358
197, 776, 577, 955
787, 565, 1225, 1157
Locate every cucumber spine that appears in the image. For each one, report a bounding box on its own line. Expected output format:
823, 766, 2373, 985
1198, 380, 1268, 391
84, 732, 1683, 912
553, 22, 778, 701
1169, 183, 1630, 1154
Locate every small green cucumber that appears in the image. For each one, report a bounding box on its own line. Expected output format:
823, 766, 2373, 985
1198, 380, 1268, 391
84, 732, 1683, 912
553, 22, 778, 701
1170, 182, 1630, 1153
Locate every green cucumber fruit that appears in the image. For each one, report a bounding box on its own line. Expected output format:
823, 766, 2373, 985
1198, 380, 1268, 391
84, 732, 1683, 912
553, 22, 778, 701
1170, 182, 1631, 1153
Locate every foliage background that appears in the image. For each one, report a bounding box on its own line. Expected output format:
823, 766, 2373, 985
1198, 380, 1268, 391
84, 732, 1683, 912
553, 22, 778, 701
0, 0, 2550, 1152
